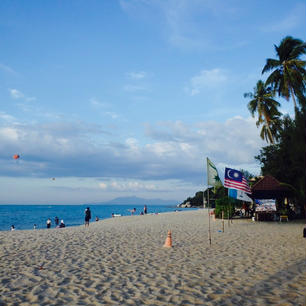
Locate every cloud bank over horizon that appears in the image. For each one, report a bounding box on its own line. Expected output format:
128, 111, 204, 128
0, 114, 263, 179
0, 112, 265, 204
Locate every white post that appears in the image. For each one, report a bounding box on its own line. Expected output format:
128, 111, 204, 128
206, 158, 211, 246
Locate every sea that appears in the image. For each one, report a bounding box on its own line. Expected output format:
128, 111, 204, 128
0, 204, 197, 231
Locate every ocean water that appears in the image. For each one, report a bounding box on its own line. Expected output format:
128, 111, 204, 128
0, 204, 196, 231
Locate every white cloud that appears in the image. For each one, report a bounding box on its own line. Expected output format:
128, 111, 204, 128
146, 142, 177, 157
89, 97, 109, 108
0, 112, 16, 123
126, 137, 138, 147
99, 180, 157, 191
89, 98, 120, 119
9, 89, 24, 99
0, 127, 19, 141
90, 97, 101, 106
186, 68, 228, 96
0, 63, 17, 75
105, 112, 119, 119
0, 115, 264, 183
9, 88, 36, 102
127, 71, 146, 79
99, 182, 107, 189
145, 116, 264, 167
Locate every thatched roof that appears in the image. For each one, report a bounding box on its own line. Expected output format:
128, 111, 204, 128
251, 175, 294, 199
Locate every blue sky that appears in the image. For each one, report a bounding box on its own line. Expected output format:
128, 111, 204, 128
0, 0, 305, 204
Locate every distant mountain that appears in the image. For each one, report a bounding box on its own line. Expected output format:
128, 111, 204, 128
94, 196, 178, 206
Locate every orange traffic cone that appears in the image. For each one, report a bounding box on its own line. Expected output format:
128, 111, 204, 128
163, 230, 172, 248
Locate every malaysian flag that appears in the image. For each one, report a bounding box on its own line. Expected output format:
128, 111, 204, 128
224, 168, 251, 194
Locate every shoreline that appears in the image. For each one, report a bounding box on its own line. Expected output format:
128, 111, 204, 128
0, 209, 305, 305
0, 204, 194, 232
0, 207, 199, 233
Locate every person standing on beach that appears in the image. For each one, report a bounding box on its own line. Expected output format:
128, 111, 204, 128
46, 218, 51, 228
144, 205, 147, 214
85, 207, 91, 227
54, 216, 59, 227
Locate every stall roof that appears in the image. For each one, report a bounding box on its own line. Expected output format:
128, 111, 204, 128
251, 175, 294, 199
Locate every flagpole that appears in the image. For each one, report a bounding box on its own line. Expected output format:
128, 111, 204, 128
228, 191, 230, 227
206, 158, 212, 246
228, 204, 230, 226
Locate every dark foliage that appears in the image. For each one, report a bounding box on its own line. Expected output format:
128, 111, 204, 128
255, 109, 305, 214
215, 196, 236, 218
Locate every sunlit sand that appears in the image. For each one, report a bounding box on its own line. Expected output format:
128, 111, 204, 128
0, 210, 305, 305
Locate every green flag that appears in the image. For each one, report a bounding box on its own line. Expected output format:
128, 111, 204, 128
207, 158, 223, 189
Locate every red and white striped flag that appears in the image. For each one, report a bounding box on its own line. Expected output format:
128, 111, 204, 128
224, 168, 251, 194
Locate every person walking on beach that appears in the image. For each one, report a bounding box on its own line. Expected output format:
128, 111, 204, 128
46, 218, 51, 228
85, 207, 91, 227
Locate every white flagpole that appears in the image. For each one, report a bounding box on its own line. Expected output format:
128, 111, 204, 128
206, 158, 212, 246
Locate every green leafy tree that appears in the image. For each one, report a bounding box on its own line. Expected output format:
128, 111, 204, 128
255, 109, 305, 215
239, 169, 255, 181
262, 36, 306, 112
215, 196, 236, 218
180, 186, 228, 208
244, 80, 281, 144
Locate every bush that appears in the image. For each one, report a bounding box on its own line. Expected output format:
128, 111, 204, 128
215, 196, 236, 218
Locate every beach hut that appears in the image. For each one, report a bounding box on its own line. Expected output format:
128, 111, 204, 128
250, 175, 294, 221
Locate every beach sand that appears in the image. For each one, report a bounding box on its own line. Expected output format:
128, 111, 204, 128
0, 209, 305, 306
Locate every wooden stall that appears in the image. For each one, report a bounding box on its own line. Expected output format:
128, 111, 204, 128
251, 175, 294, 221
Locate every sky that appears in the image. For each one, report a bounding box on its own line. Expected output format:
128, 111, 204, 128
0, 0, 305, 204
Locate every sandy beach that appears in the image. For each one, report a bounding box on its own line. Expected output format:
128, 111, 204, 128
0, 209, 305, 306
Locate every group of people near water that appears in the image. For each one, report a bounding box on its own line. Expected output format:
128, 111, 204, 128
46, 216, 66, 229
126, 205, 148, 216
10, 205, 148, 231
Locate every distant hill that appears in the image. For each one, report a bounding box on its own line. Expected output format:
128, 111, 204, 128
93, 196, 178, 206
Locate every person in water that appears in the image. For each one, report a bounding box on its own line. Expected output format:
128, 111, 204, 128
144, 205, 147, 214
129, 207, 136, 215
85, 207, 91, 227
11, 225, 15, 231
46, 218, 51, 228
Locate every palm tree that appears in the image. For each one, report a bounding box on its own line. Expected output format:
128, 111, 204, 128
244, 80, 281, 144
259, 113, 282, 143
262, 36, 306, 111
